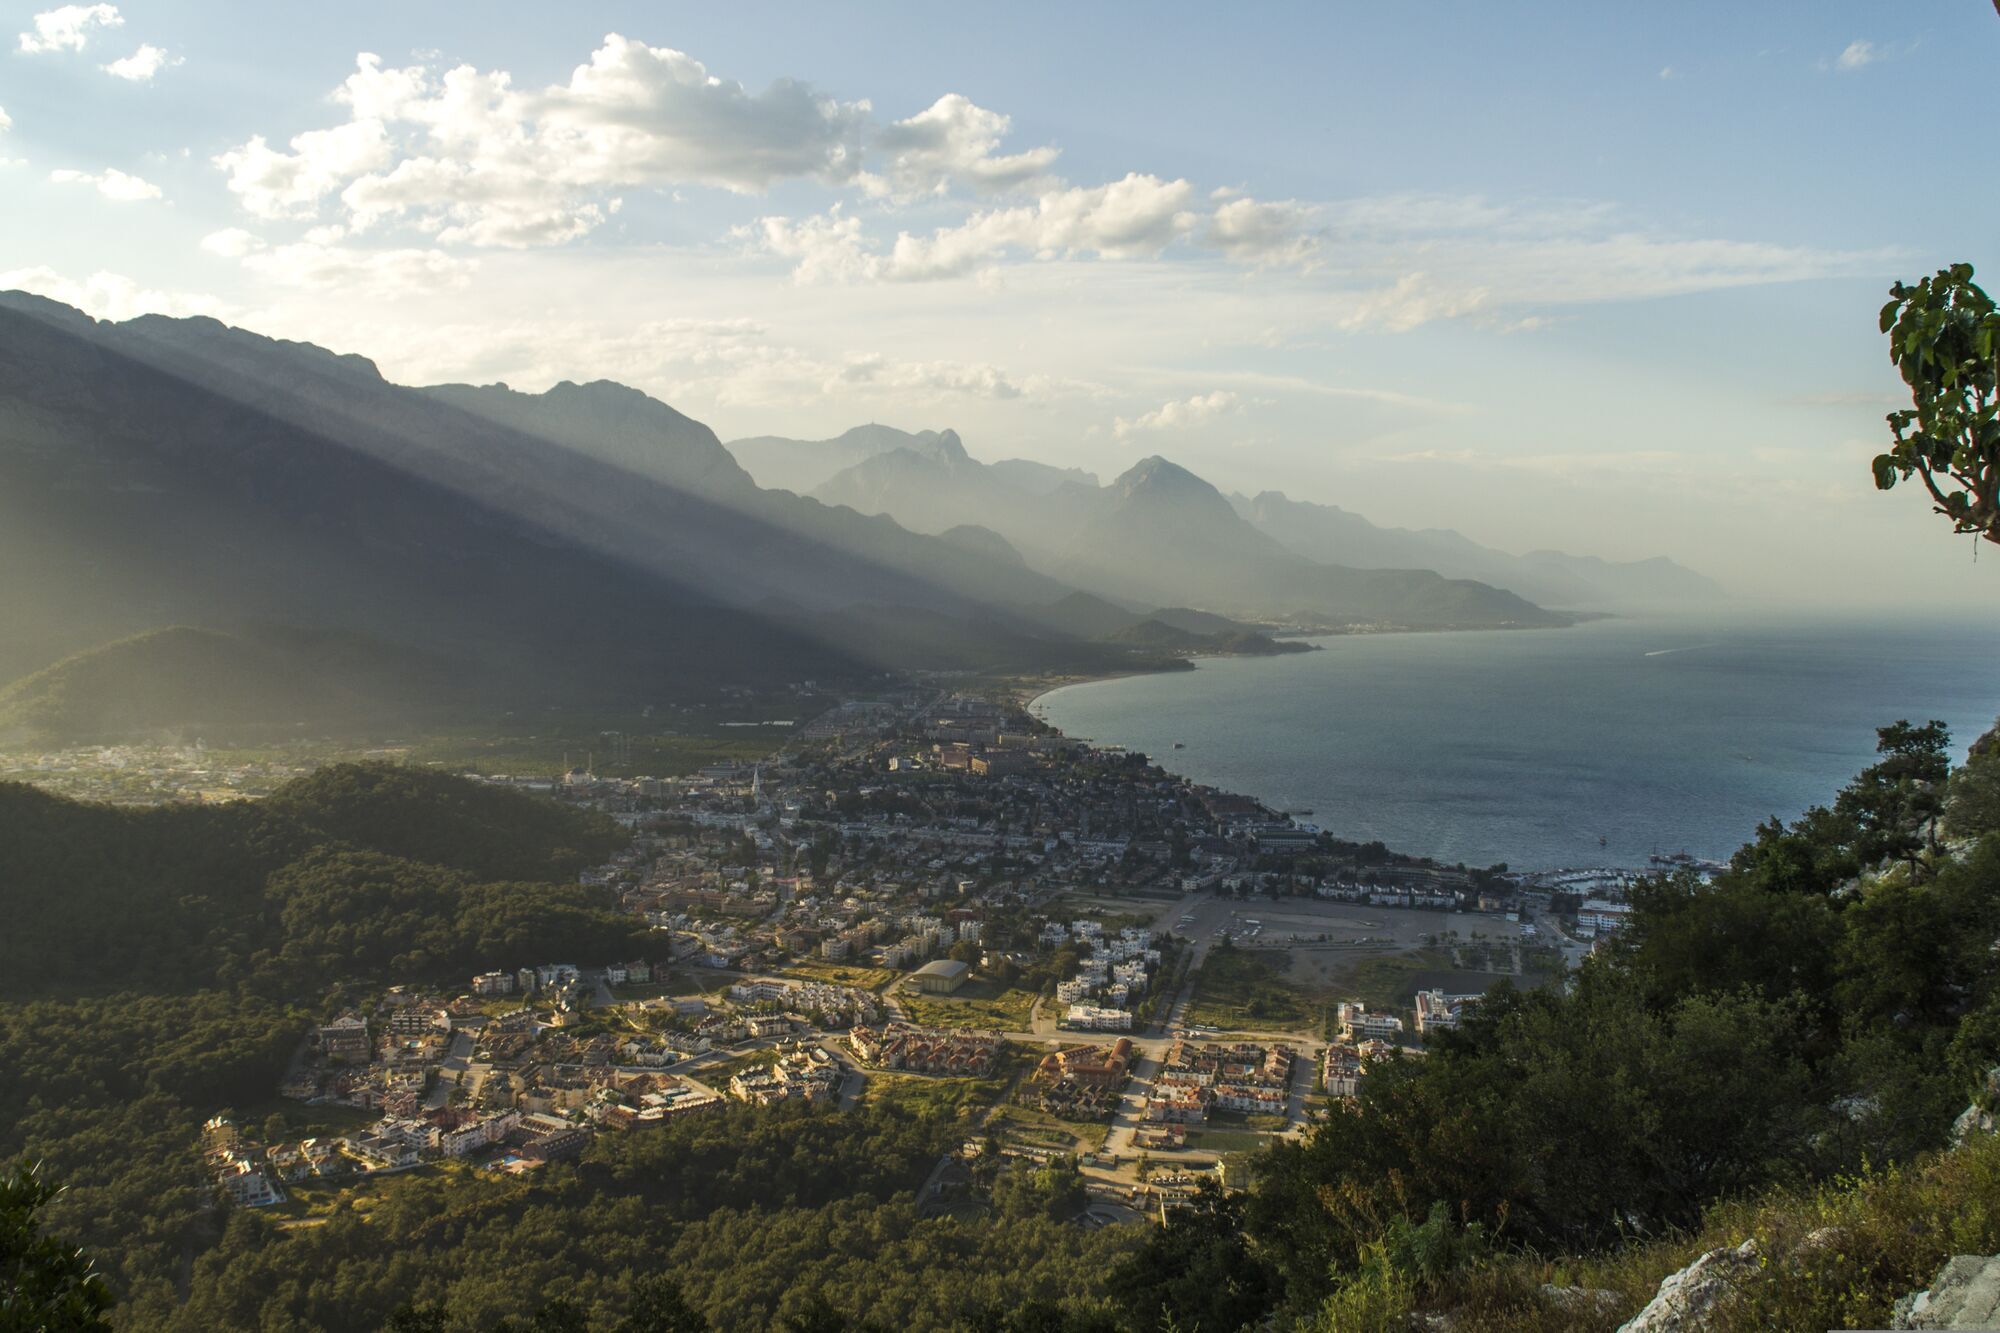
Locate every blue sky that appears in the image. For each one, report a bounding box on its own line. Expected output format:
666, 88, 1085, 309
3, 1, 1997, 606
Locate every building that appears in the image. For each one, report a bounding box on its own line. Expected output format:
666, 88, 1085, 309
1414, 989, 1470, 1036
472, 970, 516, 996
318, 1017, 371, 1063
1576, 899, 1633, 936
910, 959, 970, 994
1063, 1004, 1132, 1032
1322, 1044, 1364, 1098
1336, 1002, 1404, 1043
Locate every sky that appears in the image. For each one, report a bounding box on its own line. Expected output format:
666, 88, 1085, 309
3, 1, 1998, 608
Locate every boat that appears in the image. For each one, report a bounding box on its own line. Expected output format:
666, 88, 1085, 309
1172, 741, 1185, 749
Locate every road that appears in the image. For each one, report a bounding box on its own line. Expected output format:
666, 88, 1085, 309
425, 1031, 475, 1109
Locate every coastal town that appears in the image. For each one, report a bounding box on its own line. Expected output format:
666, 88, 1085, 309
173, 686, 1640, 1225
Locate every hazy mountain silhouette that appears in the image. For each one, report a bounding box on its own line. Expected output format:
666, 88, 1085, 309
0, 294, 1140, 705
805, 434, 1564, 627
1234, 490, 1722, 611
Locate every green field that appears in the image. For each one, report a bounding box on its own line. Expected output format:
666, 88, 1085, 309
900, 978, 1038, 1030
1185, 1127, 1274, 1155
1318, 948, 1550, 1017
1185, 946, 1314, 1030
866, 1072, 1011, 1119
401, 730, 776, 779
780, 960, 900, 992
990, 1104, 1111, 1153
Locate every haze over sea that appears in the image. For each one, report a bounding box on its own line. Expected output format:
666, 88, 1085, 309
1033, 613, 2000, 873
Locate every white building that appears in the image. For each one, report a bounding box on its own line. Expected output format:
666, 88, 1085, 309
1063, 1004, 1132, 1032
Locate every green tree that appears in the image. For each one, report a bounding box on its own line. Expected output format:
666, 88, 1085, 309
0, 1161, 114, 1332
616, 1276, 709, 1333
1107, 1179, 1276, 1332
1874, 264, 2000, 544
1834, 721, 1951, 877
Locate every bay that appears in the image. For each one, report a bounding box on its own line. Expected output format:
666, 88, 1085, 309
1031, 613, 2000, 872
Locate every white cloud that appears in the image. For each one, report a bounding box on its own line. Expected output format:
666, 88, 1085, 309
198, 227, 475, 292
0, 106, 11, 133
862, 94, 1059, 198
0, 265, 222, 320
216, 38, 872, 247
840, 351, 1022, 399
199, 227, 261, 258
547, 34, 868, 190
760, 173, 1201, 282
1338, 272, 1491, 333
49, 165, 161, 201
17, 3, 119, 54
101, 42, 178, 82
214, 118, 393, 220
1835, 40, 1878, 71
1201, 197, 1319, 266
1114, 390, 1239, 437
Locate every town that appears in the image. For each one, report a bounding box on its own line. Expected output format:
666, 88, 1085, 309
175, 689, 1607, 1224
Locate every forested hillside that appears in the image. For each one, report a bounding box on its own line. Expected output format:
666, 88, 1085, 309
0, 763, 634, 998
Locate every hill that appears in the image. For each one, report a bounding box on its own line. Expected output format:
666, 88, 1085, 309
1105, 618, 1310, 657
806, 432, 1568, 629
0, 295, 1144, 701
0, 762, 634, 999
1055, 458, 1566, 627
1236, 489, 1723, 612
0, 625, 451, 744
724, 423, 963, 494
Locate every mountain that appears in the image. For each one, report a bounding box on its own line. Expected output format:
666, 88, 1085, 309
988, 457, 1099, 495
1050, 458, 1564, 627
0, 625, 446, 744
0, 294, 1145, 699
725, 423, 964, 494
1234, 490, 1722, 611
804, 429, 1571, 628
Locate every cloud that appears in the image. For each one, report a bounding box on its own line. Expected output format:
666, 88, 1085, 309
0, 106, 11, 133
216, 38, 871, 247
49, 165, 160, 201
1200, 197, 1319, 266
1834, 40, 1878, 71
101, 42, 178, 82
759, 173, 1202, 282
199, 228, 475, 291
839, 352, 1023, 399
198, 227, 261, 258
17, 3, 119, 54
862, 94, 1060, 198
0, 264, 223, 320
214, 117, 394, 220
1338, 272, 1491, 332
1114, 390, 1239, 437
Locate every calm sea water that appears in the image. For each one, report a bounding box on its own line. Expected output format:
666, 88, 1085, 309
1032, 614, 2000, 872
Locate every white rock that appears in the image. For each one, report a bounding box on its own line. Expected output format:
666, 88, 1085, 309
1893, 1254, 2000, 1330
1617, 1239, 1760, 1333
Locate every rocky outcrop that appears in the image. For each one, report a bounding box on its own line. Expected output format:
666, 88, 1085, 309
1951, 1067, 1998, 1146
1617, 1240, 1760, 1333
1893, 1255, 2000, 1329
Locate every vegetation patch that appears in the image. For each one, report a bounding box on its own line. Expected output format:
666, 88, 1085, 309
1186, 945, 1314, 1030
901, 978, 1039, 1030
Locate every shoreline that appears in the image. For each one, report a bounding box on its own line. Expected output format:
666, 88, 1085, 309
1013, 626, 1699, 879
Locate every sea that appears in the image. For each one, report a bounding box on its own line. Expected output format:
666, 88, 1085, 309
1031, 613, 2000, 874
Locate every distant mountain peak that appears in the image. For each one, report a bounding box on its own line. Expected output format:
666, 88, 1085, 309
1111, 456, 1229, 510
